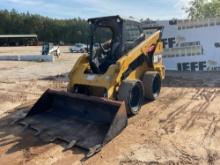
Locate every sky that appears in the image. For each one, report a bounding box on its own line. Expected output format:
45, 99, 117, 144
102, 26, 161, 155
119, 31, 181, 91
0, 0, 192, 20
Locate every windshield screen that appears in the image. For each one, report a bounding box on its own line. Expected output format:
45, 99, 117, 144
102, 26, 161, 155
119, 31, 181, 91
92, 27, 112, 58
125, 24, 141, 41
93, 27, 112, 51
89, 26, 113, 73
88, 18, 122, 74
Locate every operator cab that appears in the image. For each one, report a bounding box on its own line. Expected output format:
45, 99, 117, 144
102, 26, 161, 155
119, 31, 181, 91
88, 15, 144, 74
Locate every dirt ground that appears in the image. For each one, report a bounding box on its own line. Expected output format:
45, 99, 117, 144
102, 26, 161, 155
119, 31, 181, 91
0, 46, 220, 165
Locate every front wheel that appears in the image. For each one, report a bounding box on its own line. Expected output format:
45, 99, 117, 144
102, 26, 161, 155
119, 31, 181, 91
118, 80, 144, 116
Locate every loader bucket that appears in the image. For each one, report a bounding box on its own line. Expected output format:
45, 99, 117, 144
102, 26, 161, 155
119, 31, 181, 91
19, 89, 127, 157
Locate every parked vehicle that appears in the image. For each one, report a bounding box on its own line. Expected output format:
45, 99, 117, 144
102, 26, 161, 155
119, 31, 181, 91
69, 43, 87, 53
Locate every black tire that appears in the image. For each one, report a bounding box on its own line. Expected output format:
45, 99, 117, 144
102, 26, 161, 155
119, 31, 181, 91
142, 71, 161, 101
118, 80, 144, 116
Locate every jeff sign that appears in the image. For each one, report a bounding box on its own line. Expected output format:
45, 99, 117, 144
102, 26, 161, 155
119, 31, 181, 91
177, 61, 206, 71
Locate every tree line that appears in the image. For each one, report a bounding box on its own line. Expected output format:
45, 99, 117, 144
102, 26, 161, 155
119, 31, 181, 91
0, 9, 89, 44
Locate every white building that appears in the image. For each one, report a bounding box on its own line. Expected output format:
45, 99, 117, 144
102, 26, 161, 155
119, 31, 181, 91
142, 18, 220, 71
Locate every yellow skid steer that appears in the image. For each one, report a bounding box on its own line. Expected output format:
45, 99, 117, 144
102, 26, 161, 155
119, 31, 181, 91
18, 15, 165, 157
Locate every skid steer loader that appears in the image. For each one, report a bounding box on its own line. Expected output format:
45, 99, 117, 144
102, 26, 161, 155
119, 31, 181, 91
18, 15, 165, 157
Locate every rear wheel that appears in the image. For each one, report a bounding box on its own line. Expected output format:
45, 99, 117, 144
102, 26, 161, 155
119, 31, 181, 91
142, 71, 161, 101
118, 80, 144, 116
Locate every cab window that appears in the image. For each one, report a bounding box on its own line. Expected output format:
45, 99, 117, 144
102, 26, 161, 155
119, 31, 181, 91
125, 23, 141, 41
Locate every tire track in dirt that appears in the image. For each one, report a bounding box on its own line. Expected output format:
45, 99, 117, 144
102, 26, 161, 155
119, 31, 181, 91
203, 117, 219, 141
127, 88, 190, 136
169, 142, 201, 165
182, 88, 217, 131
192, 88, 217, 102
159, 88, 218, 135
159, 101, 192, 134
181, 101, 210, 130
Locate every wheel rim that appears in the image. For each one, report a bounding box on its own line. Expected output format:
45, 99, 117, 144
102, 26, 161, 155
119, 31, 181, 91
129, 83, 142, 113
152, 75, 161, 97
